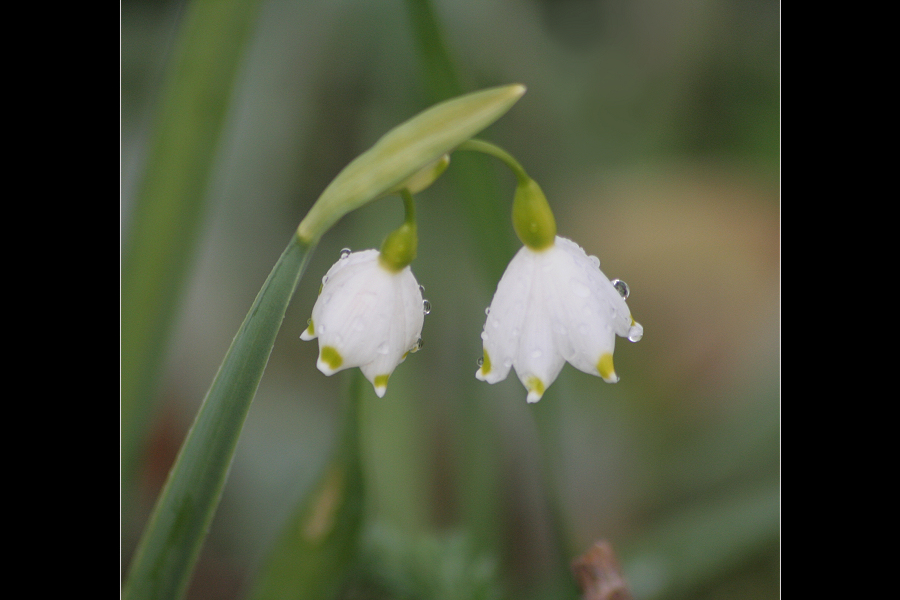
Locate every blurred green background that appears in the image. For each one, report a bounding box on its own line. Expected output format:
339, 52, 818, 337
121, 0, 779, 598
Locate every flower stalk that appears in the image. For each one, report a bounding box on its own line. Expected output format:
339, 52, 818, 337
457, 139, 557, 250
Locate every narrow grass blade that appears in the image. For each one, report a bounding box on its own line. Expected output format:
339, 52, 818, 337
246, 373, 367, 600
123, 234, 315, 600
622, 482, 780, 600
122, 0, 264, 486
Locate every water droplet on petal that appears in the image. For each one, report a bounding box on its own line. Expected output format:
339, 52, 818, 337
419, 284, 426, 295
481, 331, 488, 341
484, 307, 491, 315
307, 318, 312, 326
611, 279, 630, 300
589, 255, 600, 269
322, 275, 329, 285
531, 349, 543, 359
628, 323, 643, 342
377, 342, 390, 355
422, 299, 432, 315
340, 248, 351, 259
412, 337, 424, 352
503, 358, 513, 367
476, 356, 484, 367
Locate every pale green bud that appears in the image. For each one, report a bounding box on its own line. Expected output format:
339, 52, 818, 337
298, 84, 526, 244
512, 178, 556, 250
379, 222, 417, 272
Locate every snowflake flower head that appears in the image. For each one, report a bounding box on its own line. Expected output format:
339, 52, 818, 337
476, 236, 642, 403
301, 249, 426, 397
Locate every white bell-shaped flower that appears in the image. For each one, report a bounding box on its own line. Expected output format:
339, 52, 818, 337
301, 249, 425, 397
476, 236, 643, 403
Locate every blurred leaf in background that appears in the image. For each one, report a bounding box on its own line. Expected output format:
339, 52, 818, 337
122, 0, 778, 598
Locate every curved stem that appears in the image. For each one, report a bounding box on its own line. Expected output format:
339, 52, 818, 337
401, 188, 416, 226
456, 138, 530, 183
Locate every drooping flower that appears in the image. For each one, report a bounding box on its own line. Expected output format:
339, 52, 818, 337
301, 249, 426, 397
476, 236, 643, 403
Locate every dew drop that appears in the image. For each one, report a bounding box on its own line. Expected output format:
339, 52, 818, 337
412, 337, 424, 352
503, 358, 513, 368
322, 275, 329, 285
611, 279, 630, 300
307, 318, 312, 326
377, 342, 390, 355
484, 307, 491, 315
419, 284, 426, 295
423, 299, 432, 315
340, 247, 351, 259
628, 323, 644, 342
531, 349, 543, 359
481, 331, 488, 341
589, 255, 600, 269
476, 356, 484, 367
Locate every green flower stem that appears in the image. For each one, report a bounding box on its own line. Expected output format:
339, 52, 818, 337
401, 188, 416, 226
456, 138, 530, 183
456, 139, 556, 250
123, 234, 316, 600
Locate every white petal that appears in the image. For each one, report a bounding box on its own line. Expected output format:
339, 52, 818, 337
476, 245, 532, 383
313, 259, 392, 371
551, 237, 635, 381
512, 250, 566, 402
359, 266, 424, 391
